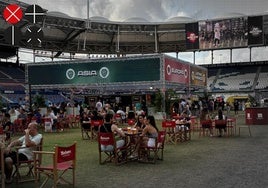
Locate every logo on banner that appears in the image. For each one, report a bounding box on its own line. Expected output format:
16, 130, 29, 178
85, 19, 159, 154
66, 69, 75, 80
249, 27, 262, 37
186, 32, 198, 43
99, 67, 109, 78
66, 67, 110, 79
166, 65, 187, 78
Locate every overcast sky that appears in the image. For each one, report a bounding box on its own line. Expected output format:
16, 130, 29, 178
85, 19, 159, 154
21, 0, 268, 21
18, 0, 268, 64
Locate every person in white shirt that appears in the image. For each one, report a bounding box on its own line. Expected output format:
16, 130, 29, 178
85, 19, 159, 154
4, 122, 42, 183
95, 100, 103, 112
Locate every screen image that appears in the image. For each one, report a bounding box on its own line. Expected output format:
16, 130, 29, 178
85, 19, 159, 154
199, 17, 248, 50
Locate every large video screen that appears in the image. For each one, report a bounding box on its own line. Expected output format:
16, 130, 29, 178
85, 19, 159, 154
198, 17, 248, 49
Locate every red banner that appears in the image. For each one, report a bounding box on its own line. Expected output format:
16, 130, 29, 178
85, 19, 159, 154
164, 57, 189, 84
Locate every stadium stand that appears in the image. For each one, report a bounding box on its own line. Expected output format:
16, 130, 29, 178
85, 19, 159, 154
256, 66, 268, 90
206, 64, 268, 92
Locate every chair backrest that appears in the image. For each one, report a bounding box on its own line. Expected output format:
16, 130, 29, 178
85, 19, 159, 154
162, 120, 176, 128
200, 119, 212, 126
34, 137, 44, 163
98, 132, 115, 146
55, 142, 76, 167
215, 119, 227, 126
91, 119, 104, 127
115, 113, 121, 119
157, 131, 166, 146
127, 119, 135, 126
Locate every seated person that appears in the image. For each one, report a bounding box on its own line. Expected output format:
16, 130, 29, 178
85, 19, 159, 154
0, 113, 12, 143
116, 107, 126, 123
134, 114, 146, 131
80, 112, 91, 130
4, 122, 42, 183
175, 111, 191, 130
140, 115, 158, 147
99, 114, 125, 151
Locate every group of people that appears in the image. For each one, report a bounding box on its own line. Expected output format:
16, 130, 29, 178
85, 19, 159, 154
200, 107, 227, 137
99, 113, 159, 159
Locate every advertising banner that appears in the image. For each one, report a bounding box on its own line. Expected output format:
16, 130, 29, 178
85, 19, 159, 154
185, 22, 199, 50
248, 16, 263, 46
190, 66, 207, 87
28, 58, 160, 85
164, 57, 189, 84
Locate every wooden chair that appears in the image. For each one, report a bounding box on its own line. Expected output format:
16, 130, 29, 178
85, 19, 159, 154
215, 119, 227, 136
91, 119, 104, 140
12, 138, 43, 183
127, 119, 135, 126
97, 132, 127, 165
227, 118, 236, 136
138, 131, 166, 163
161, 120, 176, 144
114, 113, 122, 124
156, 131, 166, 160
33, 142, 76, 188
199, 120, 213, 137
81, 121, 91, 140
238, 124, 252, 137
190, 116, 199, 134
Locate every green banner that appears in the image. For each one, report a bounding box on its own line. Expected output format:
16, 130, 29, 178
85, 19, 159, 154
28, 58, 160, 85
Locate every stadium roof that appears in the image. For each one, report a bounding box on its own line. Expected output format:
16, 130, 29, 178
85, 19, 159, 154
0, 0, 268, 59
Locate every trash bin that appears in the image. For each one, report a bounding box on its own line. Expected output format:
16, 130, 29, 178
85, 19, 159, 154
245, 107, 268, 125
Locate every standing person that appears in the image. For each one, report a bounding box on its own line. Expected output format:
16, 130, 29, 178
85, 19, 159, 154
95, 99, 103, 112
214, 22, 221, 47
234, 100, 239, 115
215, 109, 226, 137
4, 122, 42, 183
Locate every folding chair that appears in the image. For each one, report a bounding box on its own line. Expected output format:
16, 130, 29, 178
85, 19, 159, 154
91, 119, 104, 140
33, 142, 76, 188
215, 119, 227, 136
127, 119, 136, 126
98, 132, 127, 165
12, 138, 43, 183
114, 113, 122, 124
81, 121, 91, 140
156, 131, 166, 160
190, 116, 199, 134
227, 118, 236, 136
199, 120, 213, 137
138, 131, 166, 163
161, 120, 176, 144
238, 124, 252, 137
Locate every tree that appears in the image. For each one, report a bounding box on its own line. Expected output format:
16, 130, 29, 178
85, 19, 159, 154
32, 94, 46, 109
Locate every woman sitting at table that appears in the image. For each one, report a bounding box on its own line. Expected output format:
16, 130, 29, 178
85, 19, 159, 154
134, 114, 146, 131
140, 115, 158, 147
99, 114, 125, 151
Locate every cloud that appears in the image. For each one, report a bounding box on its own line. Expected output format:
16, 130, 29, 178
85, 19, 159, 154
23, 0, 268, 21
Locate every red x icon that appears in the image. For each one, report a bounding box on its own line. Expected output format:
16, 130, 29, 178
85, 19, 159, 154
3, 4, 23, 25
